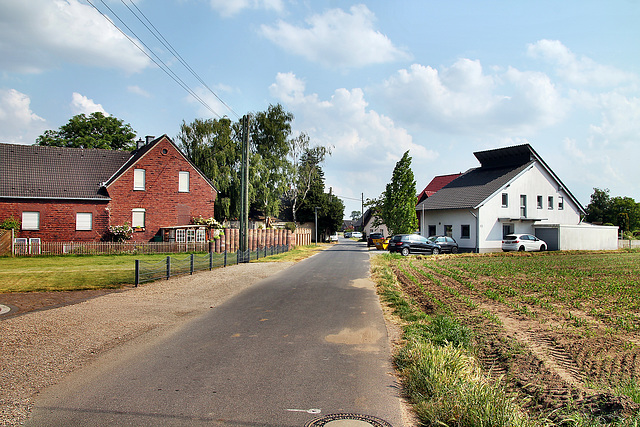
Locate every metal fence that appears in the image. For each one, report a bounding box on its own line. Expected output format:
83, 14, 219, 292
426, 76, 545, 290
134, 244, 289, 286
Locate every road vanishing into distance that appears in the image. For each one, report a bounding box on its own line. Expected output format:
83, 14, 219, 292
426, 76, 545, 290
26, 237, 405, 426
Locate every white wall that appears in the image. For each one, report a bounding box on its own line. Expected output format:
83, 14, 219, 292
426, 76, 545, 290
557, 224, 618, 250
418, 209, 478, 250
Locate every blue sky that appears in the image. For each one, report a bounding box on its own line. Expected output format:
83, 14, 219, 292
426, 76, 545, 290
1, 1, 639, 219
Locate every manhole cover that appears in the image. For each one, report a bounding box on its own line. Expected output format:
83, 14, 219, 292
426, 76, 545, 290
304, 413, 392, 427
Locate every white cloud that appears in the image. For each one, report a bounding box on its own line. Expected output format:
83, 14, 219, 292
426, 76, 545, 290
375, 59, 568, 135
208, 0, 284, 17
527, 39, 637, 87
270, 72, 436, 201
128, 85, 151, 98
71, 92, 108, 116
588, 92, 640, 148
185, 86, 234, 119
0, 89, 47, 144
260, 4, 411, 68
0, 0, 150, 73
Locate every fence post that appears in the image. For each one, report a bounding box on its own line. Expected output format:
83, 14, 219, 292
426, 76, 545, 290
190, 253, 194, 275
166, 256, 171, 280
209, 251, 213, 270
224, 250, 227, 267
237, 249, 240, 265
134, 259, 140, 287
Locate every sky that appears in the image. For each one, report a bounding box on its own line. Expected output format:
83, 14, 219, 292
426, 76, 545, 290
1, 1, 639, 220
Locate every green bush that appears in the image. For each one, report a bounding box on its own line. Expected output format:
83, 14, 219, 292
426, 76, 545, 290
1, 216, 20, 230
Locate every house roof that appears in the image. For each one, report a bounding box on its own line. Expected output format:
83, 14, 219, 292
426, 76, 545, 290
0, 135, 217, 201
416, 144, 585, 214
417, 173, 462, 203
0, 143, 131, 200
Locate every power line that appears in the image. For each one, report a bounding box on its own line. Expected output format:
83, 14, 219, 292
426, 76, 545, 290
85, 0, 225, 119
121, 0, 240, 119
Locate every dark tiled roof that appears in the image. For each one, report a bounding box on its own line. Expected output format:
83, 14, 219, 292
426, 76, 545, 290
417, 162, 533, 210
0, 143, 132, 199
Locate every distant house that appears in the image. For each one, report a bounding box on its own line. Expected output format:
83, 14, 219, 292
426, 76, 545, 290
359, 208, 389, 238
416, 144, 617, 252
0, 135, 217, 248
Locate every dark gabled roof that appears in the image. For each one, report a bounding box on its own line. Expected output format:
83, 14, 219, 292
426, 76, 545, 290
416, 143, 585, 214
416, 162, 533, 210
417, 173, 462, 204
0, 143, 131, 200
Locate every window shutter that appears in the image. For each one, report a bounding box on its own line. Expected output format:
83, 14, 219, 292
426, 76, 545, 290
179, 171, 189, 192
22, 212, 40, 230
76, 213, 92, 230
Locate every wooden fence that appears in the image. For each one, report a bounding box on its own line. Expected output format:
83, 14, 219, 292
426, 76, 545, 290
0, 229, 12, 256
9, 228, 313, 256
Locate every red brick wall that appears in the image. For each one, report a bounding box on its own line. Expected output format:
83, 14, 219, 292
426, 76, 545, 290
106, 137, 217, 242
0, 199, 109, 241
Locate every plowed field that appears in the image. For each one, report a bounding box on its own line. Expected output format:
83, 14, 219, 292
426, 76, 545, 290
386, 250, 640, 422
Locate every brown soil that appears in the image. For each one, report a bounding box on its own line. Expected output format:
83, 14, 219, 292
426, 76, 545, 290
390, 256, 640, 423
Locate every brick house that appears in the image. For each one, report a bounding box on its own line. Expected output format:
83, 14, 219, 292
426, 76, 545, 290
0, 135, 217, 245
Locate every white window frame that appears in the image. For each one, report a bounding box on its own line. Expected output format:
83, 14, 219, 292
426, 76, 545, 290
537, 195, 543, 209
186, 229, 196, 242
76, 212, 93, 231
134, 168, 146, 191
558, 196, 564, 210
520, 195, 527, 218
196, 229, 206, 242
132, 208, 146, 228
22, 211, 40, 230
178, 171, 190, 193
176, 229, 186, 242
548, 195, 554, 210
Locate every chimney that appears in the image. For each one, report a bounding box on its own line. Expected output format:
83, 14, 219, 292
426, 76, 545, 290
145, 135, 155, 145
136, 138, 144, 149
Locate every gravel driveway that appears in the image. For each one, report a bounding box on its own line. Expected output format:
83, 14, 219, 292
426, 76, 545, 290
0, 261, 293, 426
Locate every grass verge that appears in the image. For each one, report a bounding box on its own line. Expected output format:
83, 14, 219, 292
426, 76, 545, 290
1, 244, 327, 293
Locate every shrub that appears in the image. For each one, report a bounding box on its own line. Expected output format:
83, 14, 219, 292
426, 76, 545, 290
103, 223, 133, 242
1, 216, 20, 231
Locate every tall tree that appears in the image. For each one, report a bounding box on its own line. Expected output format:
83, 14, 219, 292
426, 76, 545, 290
298, 163, 344, 238
37, 112, 136, 150
585, 188, 612, 225
376, 151, 418, 235
285, 132, 330, 223
177, 118, 240, 221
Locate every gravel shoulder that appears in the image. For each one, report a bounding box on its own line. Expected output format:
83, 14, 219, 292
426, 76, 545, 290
0, 261, 294, 426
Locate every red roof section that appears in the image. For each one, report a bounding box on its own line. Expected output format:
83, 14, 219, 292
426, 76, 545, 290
417, 173, 462, 203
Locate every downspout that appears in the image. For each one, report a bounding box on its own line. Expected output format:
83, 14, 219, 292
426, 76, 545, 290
469, 209, 479, 253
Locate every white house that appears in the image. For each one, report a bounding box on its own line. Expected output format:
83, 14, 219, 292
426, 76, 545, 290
416, 144, 617, 252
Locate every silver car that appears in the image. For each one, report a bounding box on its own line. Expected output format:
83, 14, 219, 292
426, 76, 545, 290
502, 234, 547, 252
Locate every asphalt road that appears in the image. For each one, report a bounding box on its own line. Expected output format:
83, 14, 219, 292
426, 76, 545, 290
26, 238, 404, 426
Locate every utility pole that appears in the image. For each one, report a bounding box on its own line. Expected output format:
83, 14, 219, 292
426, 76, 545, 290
239, 115, 250, 260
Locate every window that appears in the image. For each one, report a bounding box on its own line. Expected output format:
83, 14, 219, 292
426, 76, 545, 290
134, 169, 146, 190
558, 196, 564, 210
428, 225, 436, 237
186, 229, 196, 242
132, 208, 146, 228
501, 193, 508, 208
520, 195, 527, 218
503, 223, 514, 238
176, 229, 186, 242
461, 224, 470, 239
179, 171, 190, 193
444, 225, 453, 237
22, 212, 40, 230
76, 213, 92, 231
196, 229, 206, 242
548, 196, 554, 210
537, 195, 543, 209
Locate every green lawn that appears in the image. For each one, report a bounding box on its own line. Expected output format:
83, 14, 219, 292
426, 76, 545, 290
0, 244, 328, 293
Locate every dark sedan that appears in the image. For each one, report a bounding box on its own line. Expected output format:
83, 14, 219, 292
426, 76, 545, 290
388, 234, 441, 256
427, 235, 459, 253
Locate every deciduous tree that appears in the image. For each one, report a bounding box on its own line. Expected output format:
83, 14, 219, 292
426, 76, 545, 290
37, 112, 136, 150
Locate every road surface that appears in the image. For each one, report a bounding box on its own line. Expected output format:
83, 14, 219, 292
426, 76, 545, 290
26, 238, 404, 426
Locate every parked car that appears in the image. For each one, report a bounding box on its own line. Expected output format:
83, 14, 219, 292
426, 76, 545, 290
368, 232, 384, 247
351, 231, 363, 239
427, 235, 459, 253
502, 234, 547, 252
330, 234, 338, 242
344, 231, 352, 238
388, 234, 441, 256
